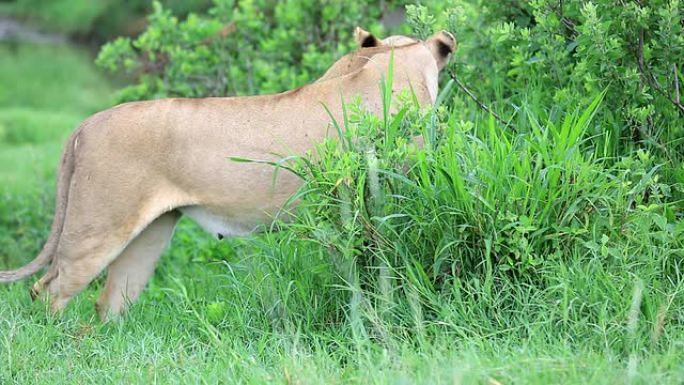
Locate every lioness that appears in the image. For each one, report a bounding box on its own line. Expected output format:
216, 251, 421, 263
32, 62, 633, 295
0, 28, 456, 320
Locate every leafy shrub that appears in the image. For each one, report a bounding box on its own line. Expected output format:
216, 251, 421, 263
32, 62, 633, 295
409, 1, 684, 158
235, 78, 682, 337
277, 88, 681, 282
96, 0, 410, 101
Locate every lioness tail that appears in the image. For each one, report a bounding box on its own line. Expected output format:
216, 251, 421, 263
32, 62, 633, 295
0, 131, 77, 283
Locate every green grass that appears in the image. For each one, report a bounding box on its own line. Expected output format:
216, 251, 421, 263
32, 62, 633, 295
1, 41, 683, 385
0, 43, 113, 192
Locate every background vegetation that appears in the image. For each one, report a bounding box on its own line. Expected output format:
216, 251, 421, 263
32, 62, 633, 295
1, 1, 683, 384
0, 0, 211, 40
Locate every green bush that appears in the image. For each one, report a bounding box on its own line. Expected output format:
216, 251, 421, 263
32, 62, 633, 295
96, 0, 410, 101
227, 82, 682, 339
410, 1, 684, 158
271, 89, 681, 284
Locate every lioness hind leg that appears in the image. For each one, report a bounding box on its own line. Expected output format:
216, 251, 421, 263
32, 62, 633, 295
30, 265, 58, 301
44, 229, 135, 314
43, 201, 162, 314
96, 211, 180, 320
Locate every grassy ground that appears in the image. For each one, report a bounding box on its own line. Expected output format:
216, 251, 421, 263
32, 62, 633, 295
1, 42, 683, 385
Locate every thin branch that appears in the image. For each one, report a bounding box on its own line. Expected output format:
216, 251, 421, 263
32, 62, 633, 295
636, 29, 684, 115
561, 17, 579, 38
630, 30, 676, 160
549, 0, 579, 38
448, 69, 517, 132
674, 63, 680, 105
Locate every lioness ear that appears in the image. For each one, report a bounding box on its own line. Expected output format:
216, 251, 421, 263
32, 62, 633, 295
427, 31, 457, 70
354, 26, 381, 48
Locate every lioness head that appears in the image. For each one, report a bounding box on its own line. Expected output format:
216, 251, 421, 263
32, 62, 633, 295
354, 27, 456, 70
317, 27, 457, 85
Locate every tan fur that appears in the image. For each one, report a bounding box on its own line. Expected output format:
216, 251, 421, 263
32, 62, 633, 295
0, 30, 455, 320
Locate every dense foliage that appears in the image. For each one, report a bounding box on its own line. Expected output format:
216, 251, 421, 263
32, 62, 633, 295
431, 0, 684, 160
96, 0, 410, 100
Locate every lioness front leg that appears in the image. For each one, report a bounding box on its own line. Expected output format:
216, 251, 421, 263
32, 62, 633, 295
96, 211, 181, 320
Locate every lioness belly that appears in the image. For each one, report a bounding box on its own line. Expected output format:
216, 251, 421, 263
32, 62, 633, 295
180, 206, 256, 239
